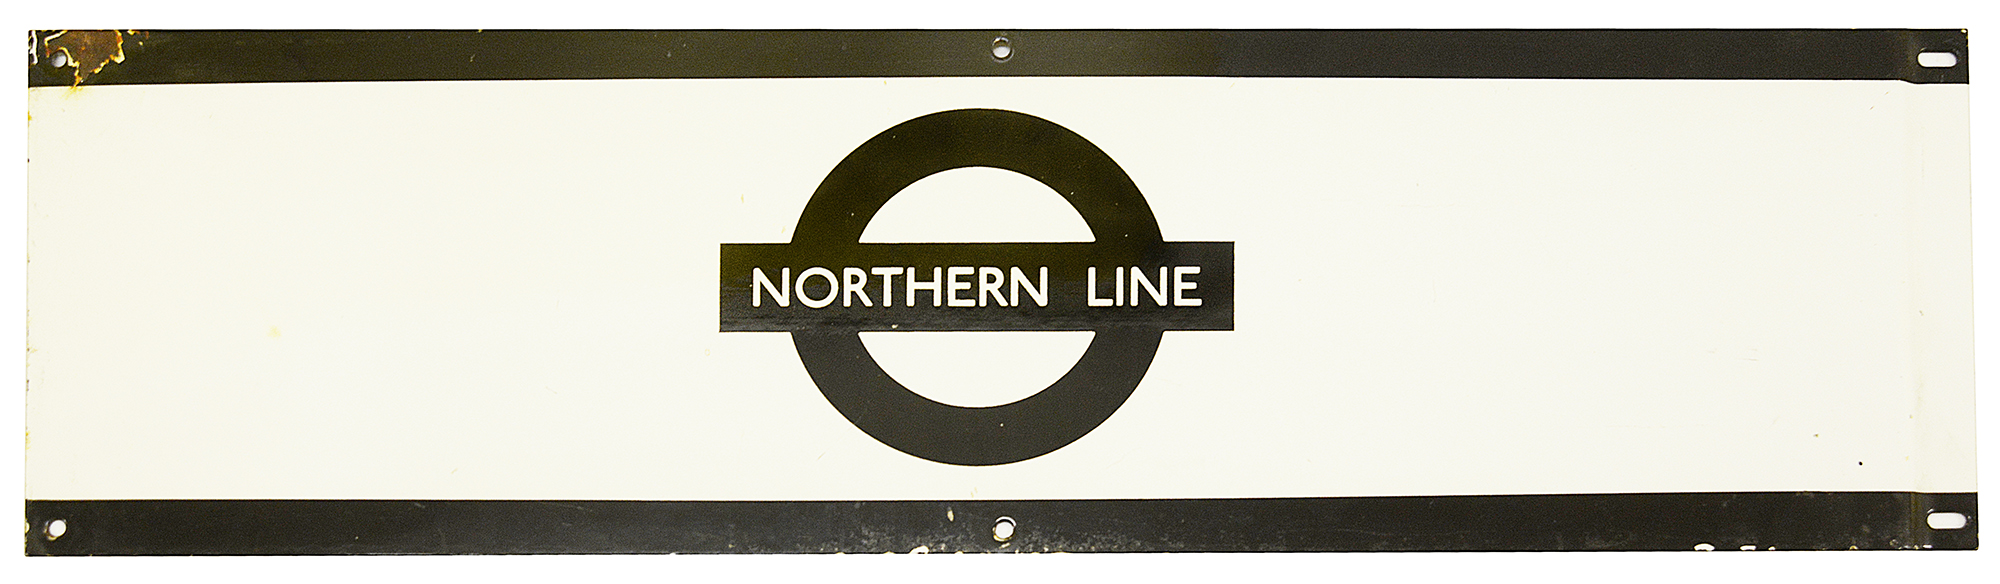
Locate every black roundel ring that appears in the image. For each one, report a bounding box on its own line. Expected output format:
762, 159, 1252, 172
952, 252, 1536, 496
719, 109, 1234, 466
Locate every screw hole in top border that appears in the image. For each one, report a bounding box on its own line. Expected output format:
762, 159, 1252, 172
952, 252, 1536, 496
1917, 51, 1959, 68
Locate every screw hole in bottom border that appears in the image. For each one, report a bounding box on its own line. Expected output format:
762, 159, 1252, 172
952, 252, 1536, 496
1927, 511, 1968, 530
992, 516, 1016, 542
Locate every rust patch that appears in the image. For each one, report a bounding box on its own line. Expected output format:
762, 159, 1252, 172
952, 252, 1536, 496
37, 30, 146, 85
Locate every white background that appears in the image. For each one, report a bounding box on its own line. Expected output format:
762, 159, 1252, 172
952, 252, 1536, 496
21, 77, 1974, 499
8, 1, 1997, 582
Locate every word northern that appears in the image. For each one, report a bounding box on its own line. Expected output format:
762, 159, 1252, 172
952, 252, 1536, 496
749, 266, 1205, 308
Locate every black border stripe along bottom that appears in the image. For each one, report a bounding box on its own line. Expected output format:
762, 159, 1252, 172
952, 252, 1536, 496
25, 492, 1975, 554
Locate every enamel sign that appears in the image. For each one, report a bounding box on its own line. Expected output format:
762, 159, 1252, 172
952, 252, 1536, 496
25, 30, 1975, 554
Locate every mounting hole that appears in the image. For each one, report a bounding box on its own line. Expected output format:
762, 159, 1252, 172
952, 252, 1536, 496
992, 516, 1016, 542
50, 51, 68, 68
1917, 51, 1958, 68
45, 519, 66, 541
1693, 543, 1715, 551
1927, 511, 1968, 530
991, 37, 1012, 62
